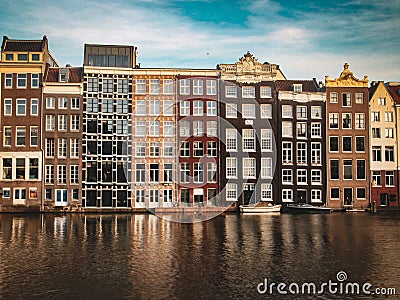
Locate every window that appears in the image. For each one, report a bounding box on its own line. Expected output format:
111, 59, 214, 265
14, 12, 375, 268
297, 106, 307, 119
311, 123, 321, 137
117, 100, 129, 114
16, 127, 26, 146
193, 101, 203, 116
242, 104, 255, 118
70, 115, 79, 131
16, 99, 26, 115
117, 120, 128, 135
261, 157, 272, 178
242, 129, 255, 151
135, 142, 146, 157
343, 160, 352, 180
163, 142, 174, 157
57, 165, 67, 184
297, 123, 307, 138
180, 163, 190, 183
261, 184, 272, 201
225, 86, 237, 98
193, 141, 204, 157
297, 169, 307, 184
14, 188, 26, 201
242, 86, 255, 98
18, 54, 28, 60
311, 106, 321, 118
163, 79, 174, 95
226, 183, 237, 201
136, 79, 146, 94
372, 146, 382, 161
342, 93, 351, 107
5, 54, 13, 61
58, 115, 67, 131
164, 164, 173, 183
311, 170, 321, 184
226, 103, 237, 118
260, 104, 272, 118
149, 100, 160, 116
372, 128, 381, 138
180, 101, 190, 116
342, 113, 352, 129
330, 160, 339, 180
297, 142, 307, 164
331, 188, 340, 199
207, 101, 217, 116
372, 171, 382, 186
357, 188, 366, 199
70, 139, 79, 158
193, 79, 203, 95
355, 113, 365, 129
3, 126, 11, 146
4, 99, 12, 115
149, 190, 159, 203
149, 142, 160, 157
149, 79, 160, 95
179, 79, 190, 95
102, 99, 113, 113
30, 99, 39, 116
261, 129, 272, 151
30, 126, 38, 147
260, 86, 272, 98
58, 138, 67, 158
329, 113, 339, 129
135, 190, 145, 203
87, 98, 98, 112
180, 141, 190, 157
282, 169, 292, 184
17, 74, 27, 88
5, 74, 12, 88
2, 158, 12, 179
207, 121, 217, 137
206, 79, 217, 95
163, 121, 174, 137
243, 158, 255, 178
378, 97, 386, 106
163, 100, 173, 116
180, 121, 190, 137
135, 121, 146, 137
282, 122, 292, 137
207, 141, 217, 157
45, 165, 54, 184
282, 142, 292, 164
226, 157, 237, 178
342, 136, 352, 152
282, 105, 292, 118
57, 97, 67, 109
372, 111, 380, 122
385, 128, 394, 138
46, 138, 55, 157
226, 128, 237, 151
135, 100, 146, 115
356, 136, 365, 152
103, 78, 113, 93
311, 190, 322, 203
385, 146, 395, 162
194, 163, 204, 183
118, 79, 129, 94
356, 160, 366, 180
386, 171, 395, 187
135, 164, 146, 183
31, 74, 39, 88
193, 121, 204, 136
311, 143, 321, 165
70, 165, 79, 184
385, 112, 394, 122
355, 93, 363, 104
282, 190, 293, 202
330, 92, 338, 103
293, 84, 302, 93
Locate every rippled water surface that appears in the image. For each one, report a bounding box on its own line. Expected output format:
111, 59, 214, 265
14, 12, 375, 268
0, 213, 399, 299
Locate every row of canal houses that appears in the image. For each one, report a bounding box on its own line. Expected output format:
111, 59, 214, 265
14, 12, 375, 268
0, 35, 399, 212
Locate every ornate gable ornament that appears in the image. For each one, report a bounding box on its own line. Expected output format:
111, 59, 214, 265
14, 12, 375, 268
325, 63, 368, 87
217, 51, 285, 83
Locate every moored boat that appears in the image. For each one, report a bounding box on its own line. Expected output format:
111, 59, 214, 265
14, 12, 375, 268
240, 204, 282, 213
286, 203, 332, 214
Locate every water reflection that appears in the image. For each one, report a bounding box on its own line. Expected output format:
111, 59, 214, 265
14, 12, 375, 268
0, 213, 399, 299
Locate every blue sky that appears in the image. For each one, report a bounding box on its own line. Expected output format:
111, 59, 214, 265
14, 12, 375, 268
0, 0, 399, 82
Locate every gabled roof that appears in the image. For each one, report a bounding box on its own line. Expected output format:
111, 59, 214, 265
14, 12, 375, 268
386, 84, 400, 105
2, 35, 47, 52
368, 83, 380, 99
275, 80, 318, 92
45, 67, 83, 83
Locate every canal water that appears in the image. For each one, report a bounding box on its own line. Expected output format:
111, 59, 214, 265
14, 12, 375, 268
0, 213, 399, 299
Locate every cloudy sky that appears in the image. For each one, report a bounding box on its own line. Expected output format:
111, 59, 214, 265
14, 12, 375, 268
1, 0, 399, 82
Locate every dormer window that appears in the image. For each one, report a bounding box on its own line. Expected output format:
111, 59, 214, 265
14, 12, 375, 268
17, 54, 28, 61
59, 68, 68, 82
5, 54, 13, 61
293, 84, 302, 93
31, 54, 40, 61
